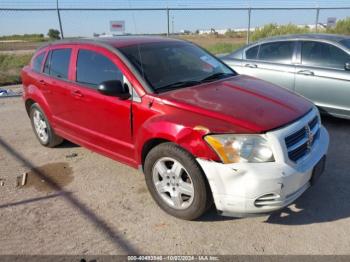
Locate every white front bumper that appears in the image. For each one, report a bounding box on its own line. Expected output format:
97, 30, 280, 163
197, 109, 329, 217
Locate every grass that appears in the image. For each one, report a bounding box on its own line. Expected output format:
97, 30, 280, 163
176, 34, 245, 54
0, 54, 32, 86
206, 42, 244, 54
0, 34, 45, 42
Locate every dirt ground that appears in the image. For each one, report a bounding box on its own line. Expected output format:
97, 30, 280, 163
0, 94, 350, 255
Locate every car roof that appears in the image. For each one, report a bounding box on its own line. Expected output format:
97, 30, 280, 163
38, 36, 185, 50
254, 33, 350, 45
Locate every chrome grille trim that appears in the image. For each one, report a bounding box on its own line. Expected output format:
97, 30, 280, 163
285, 115, 320, 162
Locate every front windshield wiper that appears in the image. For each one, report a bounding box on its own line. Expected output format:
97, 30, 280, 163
156, 80, 200, 92
200, 72, 235, 83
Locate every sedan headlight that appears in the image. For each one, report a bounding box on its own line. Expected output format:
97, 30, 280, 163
204, 134, 275, 164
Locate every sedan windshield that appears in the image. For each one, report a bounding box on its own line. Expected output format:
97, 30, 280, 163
119, 41, 236, 92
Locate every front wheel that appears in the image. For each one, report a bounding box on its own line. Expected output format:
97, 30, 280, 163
144, 142, 212, 220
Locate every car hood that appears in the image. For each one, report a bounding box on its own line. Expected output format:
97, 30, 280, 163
158, 75, 313, 133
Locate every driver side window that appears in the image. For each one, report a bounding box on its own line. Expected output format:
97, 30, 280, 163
76, 49, 123, 88
301, 41, 350, 70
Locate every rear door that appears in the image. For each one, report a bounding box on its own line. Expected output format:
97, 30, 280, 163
236, 41, 297, 91
39, 46, 74, 127
295, 41, 350, 117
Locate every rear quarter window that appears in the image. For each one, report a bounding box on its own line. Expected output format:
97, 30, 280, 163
32, 52, 46, 73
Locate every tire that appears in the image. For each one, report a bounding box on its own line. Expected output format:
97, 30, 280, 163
29, 103, 63, 147
144, 142, 212, 220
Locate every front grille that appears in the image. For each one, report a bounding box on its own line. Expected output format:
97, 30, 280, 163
285, 115, 320, 162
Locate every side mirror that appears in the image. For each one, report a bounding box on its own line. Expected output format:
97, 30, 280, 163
97, 80, 130, 99
345, 62, 350, 71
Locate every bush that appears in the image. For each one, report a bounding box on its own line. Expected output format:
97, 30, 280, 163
251, 23, 311, 41
0, 54, 32, 86
327, 17, 350, 35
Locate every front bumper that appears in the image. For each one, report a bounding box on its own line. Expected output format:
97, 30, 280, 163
197, 110, 329, 217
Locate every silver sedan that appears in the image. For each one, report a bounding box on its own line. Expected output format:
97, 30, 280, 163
222, 34, 350, 119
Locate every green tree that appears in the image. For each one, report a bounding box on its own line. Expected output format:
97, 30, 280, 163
47, 29, 61, 40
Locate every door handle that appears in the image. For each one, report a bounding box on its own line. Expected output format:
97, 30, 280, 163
39, 79, 48, 85
297, 70, 314, 76
244, 63, 258, 68
71, 90, 83, 98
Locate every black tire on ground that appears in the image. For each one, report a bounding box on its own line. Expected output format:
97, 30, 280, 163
144, 142, 212, 220
29, 103, 63, 147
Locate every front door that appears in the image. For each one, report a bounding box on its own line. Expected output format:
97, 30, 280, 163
62, 47, 134, 164
295, 41, 350, 117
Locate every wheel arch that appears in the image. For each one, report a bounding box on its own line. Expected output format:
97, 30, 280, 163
142, 141, 214, 216
141, 138, 171, 170
25, 98, 36, 115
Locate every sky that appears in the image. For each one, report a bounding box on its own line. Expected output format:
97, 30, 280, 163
0, 0, 350, 36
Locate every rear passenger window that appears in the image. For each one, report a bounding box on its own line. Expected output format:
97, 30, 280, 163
245, 45, 259, 60
76, 49, 123, 87
32, 52, 45, 73
44, 48, 72, 80
258, 41, 294, 63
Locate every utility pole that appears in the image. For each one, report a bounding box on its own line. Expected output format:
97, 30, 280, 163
172, 15, 174, 34
167, 8, 170, 37
315, 8, 320, 32
246, 8, 251, 44
56, 0, 64, 39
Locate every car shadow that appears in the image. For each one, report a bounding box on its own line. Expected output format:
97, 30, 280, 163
199, 205, 240, 222
265, 115, 350, 225
56, 140, 80, 148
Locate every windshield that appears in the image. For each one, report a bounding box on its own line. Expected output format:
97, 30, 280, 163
119, 41, 236, 92
340, 39, 350, 49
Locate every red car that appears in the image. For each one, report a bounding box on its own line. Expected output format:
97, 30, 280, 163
21, 37, 329, 220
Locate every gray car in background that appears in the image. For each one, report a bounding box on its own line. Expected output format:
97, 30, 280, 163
222, 34, 350, 119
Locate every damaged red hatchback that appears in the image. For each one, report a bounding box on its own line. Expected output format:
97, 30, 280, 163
21, 37, 329, 220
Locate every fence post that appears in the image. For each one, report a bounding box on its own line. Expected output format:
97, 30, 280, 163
167, 8, 170, 37
315, 8, 320, 32
56, 0, 64, 39
247, 8, 251, 44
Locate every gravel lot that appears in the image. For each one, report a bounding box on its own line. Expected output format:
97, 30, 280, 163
0, 95, 350, 255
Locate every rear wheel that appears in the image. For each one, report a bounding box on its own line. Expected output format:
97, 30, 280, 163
29, 103, 63, 147
144, 142, 212, 220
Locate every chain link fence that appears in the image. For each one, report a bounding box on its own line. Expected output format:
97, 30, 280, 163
0, 2, 350, 86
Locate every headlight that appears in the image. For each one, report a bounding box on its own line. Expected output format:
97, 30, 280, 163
204, 134, 275, 164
